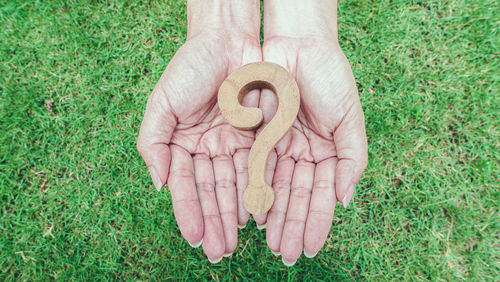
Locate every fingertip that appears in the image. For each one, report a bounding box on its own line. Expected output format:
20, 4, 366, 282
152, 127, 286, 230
282, 257, 297, 267
203, 239, 225, 263
208, 256, 223, 264
342, 184, 356, 208
237, 209, 249, 228
270, 249, 281, 256
188, 239, 203, 248
220, 213, 238, 243
303, 248, 318, 258
224, 234, 238, 254
148, 166, 163, 191
141, 144, 171, 192
335, 159, 356, 203
266, 218, 284, 254
202, 216, 226, 261
280, 226, 303, 263
176, 205, 204, 245
253, 214, 267, 226
303, 213, 331, 258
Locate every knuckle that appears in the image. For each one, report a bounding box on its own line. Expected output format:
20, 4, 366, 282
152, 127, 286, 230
193, 154, 209, 161
294, 161, 315, 170
290, 186, 312, 199
234, 165, 248, 174
216, 179, 235, 189
219, 210, 237, 217
273, 180, 290, 192
202, 213, 220, 219
196, 182, 215, 193
313, 180, 332, 190
170, 168, 194, 179
286, 217, 306, 225
214, 154, 232, 162
308, 209, 333, 218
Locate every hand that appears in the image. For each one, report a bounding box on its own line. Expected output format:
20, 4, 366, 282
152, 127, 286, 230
258, 0, 368, 265
137, 1, 261, 262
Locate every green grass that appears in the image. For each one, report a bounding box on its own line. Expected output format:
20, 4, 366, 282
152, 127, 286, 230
1, 0, 498, 280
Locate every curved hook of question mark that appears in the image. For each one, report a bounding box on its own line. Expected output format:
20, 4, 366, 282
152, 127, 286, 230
218, 62, 300, 215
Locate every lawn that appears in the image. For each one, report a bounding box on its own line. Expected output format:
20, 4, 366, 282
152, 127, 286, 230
1, 0, 498, 280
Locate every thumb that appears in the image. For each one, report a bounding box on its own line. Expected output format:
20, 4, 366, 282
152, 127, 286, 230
137, 88, 177, 191
334, 99, 368, 208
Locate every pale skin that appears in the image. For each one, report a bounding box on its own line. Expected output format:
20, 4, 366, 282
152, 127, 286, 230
137, 0, 368, 265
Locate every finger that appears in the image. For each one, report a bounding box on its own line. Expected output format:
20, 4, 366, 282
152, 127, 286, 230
252, 151, 277, 227
334, 100, 368, 208
223, 48, 261, 229
266, 157, 295, 254
233, 149, 250, 227
280, 161, 315, 265
304, 157, 337, 258
167, 145, 203, 246
193, 154, 225, 262
213, 155, 238, 255
137, 90, 176, 191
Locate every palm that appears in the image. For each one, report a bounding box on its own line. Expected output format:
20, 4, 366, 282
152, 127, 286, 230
259, 37, 367, 263
153, 36, 257, 155
264, 38, 358, 159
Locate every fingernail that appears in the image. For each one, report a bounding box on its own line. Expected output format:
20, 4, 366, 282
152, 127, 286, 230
208, 256, 222, 264
237, 224, 246, 230
342, 184, 356, 208
148, 166, 163, 192
223, 253, 232, 258
282, 257, 296, 267
188, 239, 203, 248
257, 223, 266, 230
271, 250, 281, 257
303, 248, 318, 258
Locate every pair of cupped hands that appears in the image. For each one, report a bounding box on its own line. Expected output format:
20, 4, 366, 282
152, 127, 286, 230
137, 29, 367, 265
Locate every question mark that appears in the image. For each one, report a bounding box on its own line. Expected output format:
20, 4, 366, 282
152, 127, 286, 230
218, 62, 300, 215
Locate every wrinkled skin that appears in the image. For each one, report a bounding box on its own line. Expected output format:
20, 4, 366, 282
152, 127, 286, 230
137, 33, 261, 260
257, 37, 368, 263
137, 32, 368, 263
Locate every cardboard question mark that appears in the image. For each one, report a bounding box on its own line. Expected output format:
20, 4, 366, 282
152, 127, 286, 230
218, 62, 300, 215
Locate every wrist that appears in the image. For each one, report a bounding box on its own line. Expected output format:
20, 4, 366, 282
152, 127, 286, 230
187, 0, 261, 42
263, 0, 338, 42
